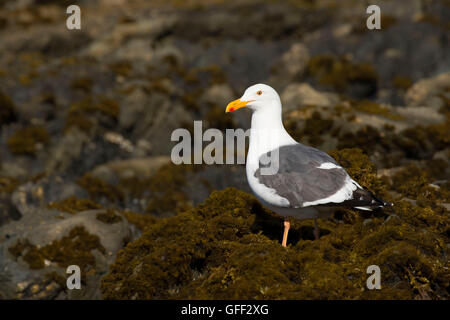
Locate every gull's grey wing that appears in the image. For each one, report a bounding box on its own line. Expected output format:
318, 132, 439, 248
254, 144, 383, 208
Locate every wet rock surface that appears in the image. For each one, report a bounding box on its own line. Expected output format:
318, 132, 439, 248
0, 0, 449, 299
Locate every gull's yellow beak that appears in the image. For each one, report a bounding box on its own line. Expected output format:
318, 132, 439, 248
225, 99, 254, 113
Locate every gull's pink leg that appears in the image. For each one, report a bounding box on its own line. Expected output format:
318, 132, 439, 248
282, 220, 290, 247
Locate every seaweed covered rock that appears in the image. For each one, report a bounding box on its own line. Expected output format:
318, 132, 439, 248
7, 126, 50, 156
100, 183, 449, 299
0, 206, 138, 299
306, 55, 378, 98
8, 226, 106, 271
329, 148, 387, 197
0, 91, 17, 125
100, 188, 287, 299
47, 196, 102, 214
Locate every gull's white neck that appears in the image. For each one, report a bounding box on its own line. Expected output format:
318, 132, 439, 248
247, 101, 297, 166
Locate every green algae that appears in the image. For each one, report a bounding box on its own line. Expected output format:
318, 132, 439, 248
179, 64, 227, 112
100, 188, 285, 299
352, 100, 404, 120
77, 174, 124, 203
147, 78, 171, 94
115, 163, 193, 217
392, 75, 413, 90
7, 126, 50, 156
329, 148, 387, 197
65, 111, 93, 132
390, 162, 450, 207
181, 88, 203, 112
393, 120, 450, 159
307, 55, 378, 96
100, 184, 449, 299
391, 163, 432, 199
0, 177, 20, 194
47, 196, 103, 214
417, 13, 450, 30
100, 145, 449, 299
109, 60, 133, 77
337, 125, 383, 155
183, 65, 227, 85
144, 164, 192, 216
96, 209, 123, 224
334, 119, 449, 165
65, 96, 120, 131
200, 65, 227, 84
71, 76, 93, 92
121, 210, 157, 232
44, 271, 67, 287
9, 226, 105, 272
206, 105, 236, 130
0, 91, 17, 125
302, 111, 334, 146
285, 110, 334, 147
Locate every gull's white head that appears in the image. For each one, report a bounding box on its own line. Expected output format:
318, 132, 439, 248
225, 84, 281, 114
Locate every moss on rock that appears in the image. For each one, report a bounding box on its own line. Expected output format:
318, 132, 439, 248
352, 100, 404, 120
0, 91, 17, 125
329, 148, 387, 196
9, 226, 105, 272
391, 163, 432, 199
96, 209, 122, 224
392, 75, 413, 90
77, 174, 124, 203
121, 210, 157, 232
7, 126, 50, 156
65, 97, 120, 131
390, 163, 450, 207
109, 60, 133, 77
337, 126, 383, 156
47, 196, 103, 214
392, 120, 450, 159
285, 110, 335, 147
0, 177, 20, 194
144, 164, 192, 216
71, 76, 93, 92
100, 179, 448, 299
307, 55, 378, 96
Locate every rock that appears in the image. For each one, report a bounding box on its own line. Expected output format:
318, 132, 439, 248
200, 83, 234, 108
84, 16, 176, 59
281, 83, 340, 111
10, 178, 86, 217
0, 207, 137, 299
118, 88, 149, 130
0, 161, 29, 180
394, 106, 445, 125
121, 92, 193, 155
277, 43, 310, 78
89, 156, 171, 182
45, 128, 90, 176
405, 72, 450, 107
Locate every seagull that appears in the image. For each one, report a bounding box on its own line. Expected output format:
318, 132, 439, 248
225, 83, 392, 247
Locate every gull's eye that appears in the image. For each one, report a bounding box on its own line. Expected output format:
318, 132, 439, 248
256, 90, 262, 95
